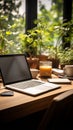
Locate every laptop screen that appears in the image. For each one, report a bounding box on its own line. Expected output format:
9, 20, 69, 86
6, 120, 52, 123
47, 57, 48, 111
0, 54, 32, 85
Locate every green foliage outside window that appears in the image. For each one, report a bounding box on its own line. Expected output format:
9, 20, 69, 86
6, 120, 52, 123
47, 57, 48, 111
0, 0, 73, 66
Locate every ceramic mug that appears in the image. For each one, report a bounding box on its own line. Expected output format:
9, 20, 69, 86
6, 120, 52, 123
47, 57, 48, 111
64, 65, 73, 77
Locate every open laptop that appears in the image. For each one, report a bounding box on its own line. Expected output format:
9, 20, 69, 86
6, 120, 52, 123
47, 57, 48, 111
0, 54, 60, 96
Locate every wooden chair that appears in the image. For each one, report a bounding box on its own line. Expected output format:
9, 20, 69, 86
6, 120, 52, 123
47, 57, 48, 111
37, 89, 73, 130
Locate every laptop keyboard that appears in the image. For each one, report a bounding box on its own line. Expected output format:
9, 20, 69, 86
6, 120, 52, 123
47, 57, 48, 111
11, 80, 44, 89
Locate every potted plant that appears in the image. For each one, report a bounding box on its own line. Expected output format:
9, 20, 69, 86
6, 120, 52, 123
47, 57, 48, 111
48, 19, 73, 68
57, 19, 73, 68
18, 28, 43, 69
58, 48, 73, 69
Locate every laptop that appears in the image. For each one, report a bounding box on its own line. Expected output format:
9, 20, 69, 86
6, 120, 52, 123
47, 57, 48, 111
0, 54, 60, 96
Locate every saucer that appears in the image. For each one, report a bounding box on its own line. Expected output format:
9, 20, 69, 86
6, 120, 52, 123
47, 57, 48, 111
58, 74, 73, 80
66, 76, 73, 80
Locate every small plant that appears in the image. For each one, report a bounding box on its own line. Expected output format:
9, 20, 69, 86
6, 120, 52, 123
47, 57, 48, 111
58, 48, 73, 66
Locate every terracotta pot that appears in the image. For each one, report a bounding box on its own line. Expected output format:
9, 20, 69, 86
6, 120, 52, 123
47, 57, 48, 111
37, 55, 48, 61
27, 57, 39, 69
48, 58, 60, 68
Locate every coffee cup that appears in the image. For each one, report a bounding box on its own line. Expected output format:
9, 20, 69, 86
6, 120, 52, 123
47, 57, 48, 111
64, 65, 73, 77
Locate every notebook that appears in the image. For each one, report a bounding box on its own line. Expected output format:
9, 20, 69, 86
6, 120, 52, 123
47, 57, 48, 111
48, 78, 71, 84
0, 54, 60, 96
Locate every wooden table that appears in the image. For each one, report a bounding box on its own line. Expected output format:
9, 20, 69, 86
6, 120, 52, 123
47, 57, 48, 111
0, 74, 73, 123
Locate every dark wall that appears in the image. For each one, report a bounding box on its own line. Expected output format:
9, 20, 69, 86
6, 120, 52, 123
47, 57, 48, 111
63, 0, 72, 48
25, 0, 37, 32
